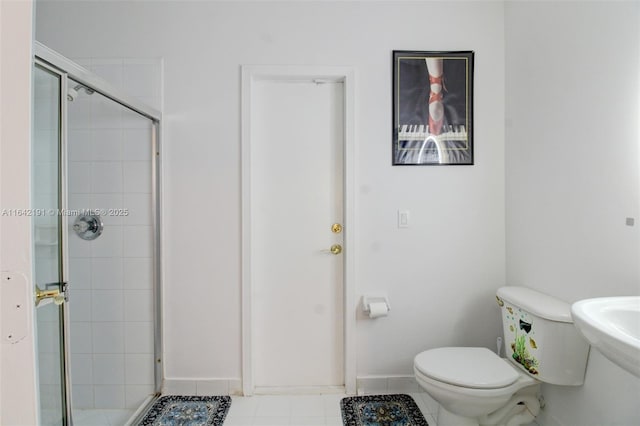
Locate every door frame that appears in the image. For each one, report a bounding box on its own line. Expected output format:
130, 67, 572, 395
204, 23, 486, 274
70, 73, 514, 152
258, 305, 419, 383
241, 65, 357, 396
33, 56, 73, 426
0, 1, 38, 423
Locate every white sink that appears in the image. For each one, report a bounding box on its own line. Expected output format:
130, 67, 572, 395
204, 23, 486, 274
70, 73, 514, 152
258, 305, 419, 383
571, 297, 640, 377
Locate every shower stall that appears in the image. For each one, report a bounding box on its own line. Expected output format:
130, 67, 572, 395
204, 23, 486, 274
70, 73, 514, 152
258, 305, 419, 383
33, 42, 162, 425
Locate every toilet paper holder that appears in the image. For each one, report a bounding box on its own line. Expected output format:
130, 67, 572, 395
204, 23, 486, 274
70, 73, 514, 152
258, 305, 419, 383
361, 296, 390, 315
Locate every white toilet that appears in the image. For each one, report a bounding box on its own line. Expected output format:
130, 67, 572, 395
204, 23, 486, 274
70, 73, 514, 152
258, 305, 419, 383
414, 286, 590, 426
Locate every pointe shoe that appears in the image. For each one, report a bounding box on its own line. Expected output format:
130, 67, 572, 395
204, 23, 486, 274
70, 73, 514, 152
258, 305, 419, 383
428, 74, 445, 135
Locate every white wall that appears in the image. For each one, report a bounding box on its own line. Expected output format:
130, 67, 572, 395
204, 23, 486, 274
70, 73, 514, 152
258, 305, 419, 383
0, 0, 39, 424
36, 0, 506, 385
505, 1, 640, 425
31, 0, 640, 424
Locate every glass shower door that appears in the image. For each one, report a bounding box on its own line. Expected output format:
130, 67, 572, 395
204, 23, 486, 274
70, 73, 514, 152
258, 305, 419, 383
33, 63, 69, 426
33, 44, 162, 425
66, 77, 157, 422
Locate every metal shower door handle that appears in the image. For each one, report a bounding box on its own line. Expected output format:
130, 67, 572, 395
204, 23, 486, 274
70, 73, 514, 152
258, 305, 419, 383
35, 282, 67, 306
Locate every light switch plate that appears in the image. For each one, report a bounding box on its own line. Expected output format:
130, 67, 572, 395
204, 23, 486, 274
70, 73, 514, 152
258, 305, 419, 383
398, 210, 410, 228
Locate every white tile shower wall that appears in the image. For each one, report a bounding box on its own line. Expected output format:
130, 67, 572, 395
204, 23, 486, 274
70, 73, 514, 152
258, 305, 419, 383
67, 57, 160, 409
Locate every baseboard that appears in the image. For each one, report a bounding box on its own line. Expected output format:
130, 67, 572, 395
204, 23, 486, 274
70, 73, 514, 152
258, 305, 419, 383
253, 385, 345, 395
163, 376, 423, 398
356, 375, 421, 395
162, 378, 242, 396
535, 409, 564, 426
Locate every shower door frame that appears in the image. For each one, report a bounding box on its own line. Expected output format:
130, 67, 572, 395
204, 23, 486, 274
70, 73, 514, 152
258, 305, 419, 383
33, 42, 163, 423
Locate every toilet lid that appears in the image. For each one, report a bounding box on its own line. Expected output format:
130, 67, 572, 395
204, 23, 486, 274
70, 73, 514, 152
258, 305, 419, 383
414, 347, 519, 389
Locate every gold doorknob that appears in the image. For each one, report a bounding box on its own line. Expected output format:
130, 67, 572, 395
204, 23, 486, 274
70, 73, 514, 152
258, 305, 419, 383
331, 223, 343, 234
330, 244, 342, 255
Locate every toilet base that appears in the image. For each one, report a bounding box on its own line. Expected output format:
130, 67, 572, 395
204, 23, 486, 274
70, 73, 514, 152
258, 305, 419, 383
436, 385, 541, 426
438, 406, 480, 426
438, 404, 537, 426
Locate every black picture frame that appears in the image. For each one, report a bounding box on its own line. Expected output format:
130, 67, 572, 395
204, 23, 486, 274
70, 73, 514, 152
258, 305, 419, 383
392, 50, 474, 165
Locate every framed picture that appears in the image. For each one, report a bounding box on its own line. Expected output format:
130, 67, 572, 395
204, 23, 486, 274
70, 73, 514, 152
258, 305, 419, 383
392, 50, 474, 165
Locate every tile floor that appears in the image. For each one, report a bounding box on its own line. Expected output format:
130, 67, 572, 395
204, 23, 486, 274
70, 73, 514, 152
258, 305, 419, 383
73, 408, 134, 426
74, 393, 541, 426
73, 392, 438, 425
221, 393, 439, 426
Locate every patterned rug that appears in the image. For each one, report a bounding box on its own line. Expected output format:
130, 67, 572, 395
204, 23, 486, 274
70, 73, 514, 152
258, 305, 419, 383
137, 395, 231, 426
340, 394, 429, 426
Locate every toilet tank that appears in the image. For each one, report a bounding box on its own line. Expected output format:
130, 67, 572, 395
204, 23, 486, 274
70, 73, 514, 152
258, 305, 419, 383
496, 286, 589, 386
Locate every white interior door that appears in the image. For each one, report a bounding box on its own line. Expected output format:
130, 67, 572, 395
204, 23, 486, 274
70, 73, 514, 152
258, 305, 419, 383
251, 79, 344, 390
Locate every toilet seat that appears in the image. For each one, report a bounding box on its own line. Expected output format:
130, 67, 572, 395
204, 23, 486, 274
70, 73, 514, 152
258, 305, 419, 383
414, 347, 519, 389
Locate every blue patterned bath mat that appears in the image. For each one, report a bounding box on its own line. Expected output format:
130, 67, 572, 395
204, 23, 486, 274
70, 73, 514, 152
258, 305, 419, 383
137, 395, 231, 426
340, 394, 429, 426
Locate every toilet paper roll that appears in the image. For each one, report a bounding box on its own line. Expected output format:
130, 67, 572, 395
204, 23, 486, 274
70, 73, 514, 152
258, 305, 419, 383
368, 302, 389, 319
